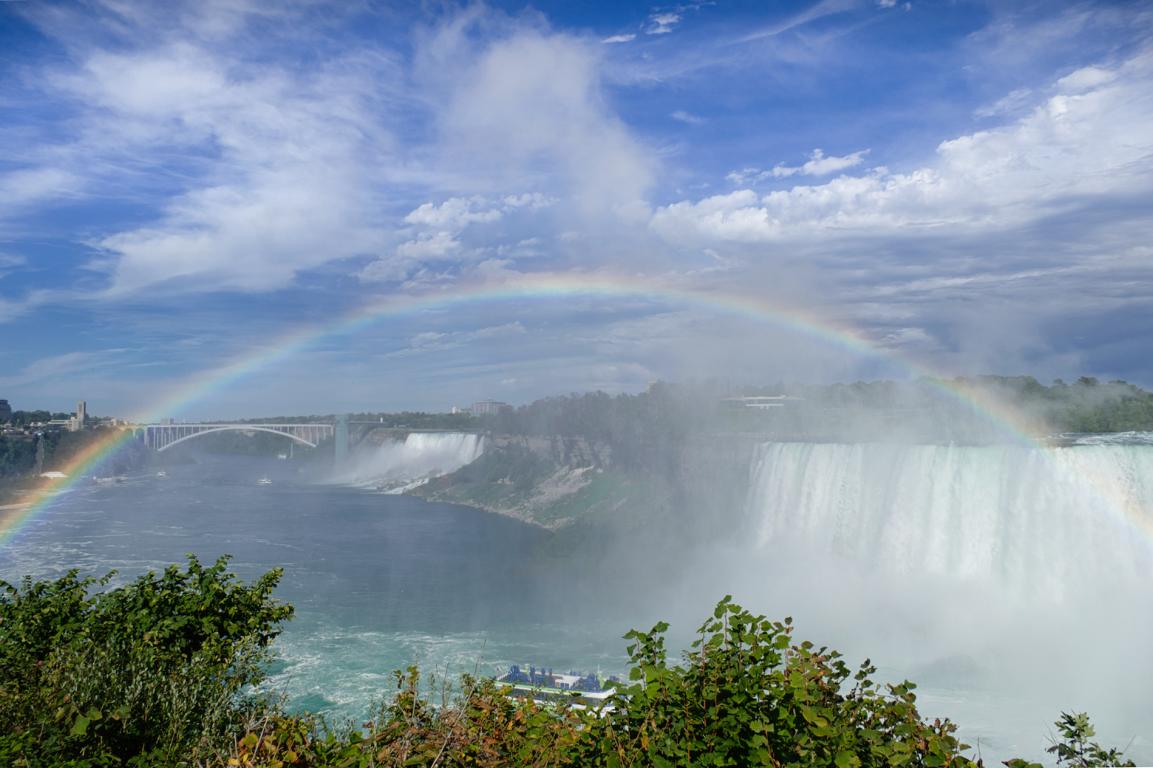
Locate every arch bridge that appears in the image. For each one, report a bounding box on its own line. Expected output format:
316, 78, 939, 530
138, 423, 334, 452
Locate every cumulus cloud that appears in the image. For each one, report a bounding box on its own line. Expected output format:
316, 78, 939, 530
727, 149, 870, 185
14, 16, 399, 296
772, 148, 871, 178
2, 2, 654, 307
403, 193, 554, 230
358, 192, 558, 283
397, 231, 462, 260
655, 53, 1153, 243
431, 24, 655, 220
359, 232, 463, 284
405, 197, 504, 229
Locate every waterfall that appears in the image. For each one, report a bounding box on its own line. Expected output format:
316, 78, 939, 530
729, 439, 1153, 752
745, 441, 1153, 600
335, 432, 485, 491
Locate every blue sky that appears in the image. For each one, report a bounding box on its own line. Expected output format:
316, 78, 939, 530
1, 0, 1151, 418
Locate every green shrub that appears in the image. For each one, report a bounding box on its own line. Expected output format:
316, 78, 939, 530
0, 555, 292, 766
572, 595, 978, 767
1, 562, 1139, 768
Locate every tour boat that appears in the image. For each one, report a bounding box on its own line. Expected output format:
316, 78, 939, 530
494, 665, 618, 709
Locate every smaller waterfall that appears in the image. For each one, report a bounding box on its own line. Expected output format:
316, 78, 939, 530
334, 433, 485, 491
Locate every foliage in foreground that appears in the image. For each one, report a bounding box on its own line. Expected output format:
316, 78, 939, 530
0, 556, 291, 766
0, 562, 1138, 767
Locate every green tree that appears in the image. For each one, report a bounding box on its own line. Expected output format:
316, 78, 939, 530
1033, 711, 1134, 767
0, 556, 292, 766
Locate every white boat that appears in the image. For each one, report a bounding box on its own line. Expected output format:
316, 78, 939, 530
494, 665, 618, 710
156, 470, 167, 478
257, 477, 273, 486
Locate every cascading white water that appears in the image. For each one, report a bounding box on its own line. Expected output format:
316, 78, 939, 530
746, 441, 1153, 600
736, 440, 1153, 758
335, 433, 485, 491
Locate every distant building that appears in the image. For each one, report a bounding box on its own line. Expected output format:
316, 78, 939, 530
470, 400, 512, 416
0, 399, 11, 423
70, 400, 88, 432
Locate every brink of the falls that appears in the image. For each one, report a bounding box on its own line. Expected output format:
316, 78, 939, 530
334, 432, 485, 491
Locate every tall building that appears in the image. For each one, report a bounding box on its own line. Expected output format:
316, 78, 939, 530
71, 400, 87, 432
0, 399, 11, 423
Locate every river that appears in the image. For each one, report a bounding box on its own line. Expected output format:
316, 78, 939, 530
0, 454, 629, 719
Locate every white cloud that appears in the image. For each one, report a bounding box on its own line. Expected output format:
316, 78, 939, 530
502, 192, 554, 209
771, 148, 870, 178
0, 168, 82, 210
405, 197, 503, 229
403, 193, 554, 230
974, 87, 1033, 118
740, 0, 856, 43
726, 149, 869, 185
396, 231, 461, 259
602, 33, 636, 44
404, 321, 527, 352
0, 349, 127, 387
358, 191, 558, 283
725, 167, 764, 186
4, 0, 408, 297
670, 110, 705, 125
655, 52, 1153, 243
359, 232, 463, 284
646, 12, 681, 35
3, 4, 655, 306
433, 26, 655, 220
1056, 65, 1116, 93
0, 253, 25, 279
100, 159, 384, 293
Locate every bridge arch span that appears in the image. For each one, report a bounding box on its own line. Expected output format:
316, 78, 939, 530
155, 426, 323, 453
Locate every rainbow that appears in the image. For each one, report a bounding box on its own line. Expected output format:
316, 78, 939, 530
0, 271, 1137, 547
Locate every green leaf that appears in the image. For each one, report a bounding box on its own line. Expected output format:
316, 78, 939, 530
70, 715, 90, 737
834, 750, 859, 768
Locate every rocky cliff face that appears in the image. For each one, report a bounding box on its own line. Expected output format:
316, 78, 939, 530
413, 431, 759, 537
411, 434, 617, 528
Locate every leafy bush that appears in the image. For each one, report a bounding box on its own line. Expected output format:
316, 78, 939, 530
0, 556, 292, 766
573, 595, 977, 768
1005, 711, 1136, 768
0, 562, 1138, 768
